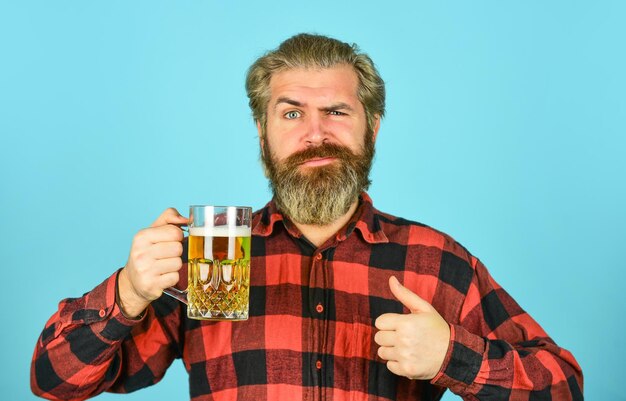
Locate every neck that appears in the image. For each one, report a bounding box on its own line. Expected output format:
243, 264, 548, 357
292, 200, 359, 248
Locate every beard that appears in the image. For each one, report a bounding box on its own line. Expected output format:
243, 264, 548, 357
262, 135, 375, 226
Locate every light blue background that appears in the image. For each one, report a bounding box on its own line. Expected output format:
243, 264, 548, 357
1, 1, 624, 400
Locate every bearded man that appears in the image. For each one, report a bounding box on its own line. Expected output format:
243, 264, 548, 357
31, 33, 583, 401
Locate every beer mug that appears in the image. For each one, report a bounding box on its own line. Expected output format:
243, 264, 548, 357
164, 205, 252, 321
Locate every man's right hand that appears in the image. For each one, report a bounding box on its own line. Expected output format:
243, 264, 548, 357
117, 208, 189, 318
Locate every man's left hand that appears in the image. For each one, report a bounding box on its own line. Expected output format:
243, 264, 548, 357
374, 276, 451, 380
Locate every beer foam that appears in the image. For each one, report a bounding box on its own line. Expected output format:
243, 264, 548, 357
189, 226, 251, 237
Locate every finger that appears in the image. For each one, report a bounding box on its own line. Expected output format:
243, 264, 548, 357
150, 241, 184, 260
137, 225, 185, 245
151, 257, 183, 275
375, 313, 402, 331
385, 361, 404, 377
374, 330, 397, 347
156, 271, 180, 290
377, 345, 398, 362
389, 276, 434, 314
151, 207, 189, 228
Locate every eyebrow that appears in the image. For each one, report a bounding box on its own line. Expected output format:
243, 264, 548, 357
321, 102, 354, 113
274, 97, 304, 110
274, 97, 355, 112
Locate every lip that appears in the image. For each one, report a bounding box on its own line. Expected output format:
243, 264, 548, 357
299, 157, 337, 167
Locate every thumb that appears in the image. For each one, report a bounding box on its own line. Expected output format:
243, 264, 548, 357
389, 276, 434, 314
151, 207, 189, 227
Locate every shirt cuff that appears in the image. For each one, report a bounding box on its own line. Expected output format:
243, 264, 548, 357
80, 270, 147, 337
431, 324, 485, 395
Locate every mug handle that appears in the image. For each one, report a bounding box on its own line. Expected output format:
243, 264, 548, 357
163, 287, 188, 305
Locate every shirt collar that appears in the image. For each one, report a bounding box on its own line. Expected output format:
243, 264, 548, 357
251, 192, 389, 244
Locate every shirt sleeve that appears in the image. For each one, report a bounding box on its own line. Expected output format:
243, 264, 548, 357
431, 258, 584, 400
30, 270, 183, 400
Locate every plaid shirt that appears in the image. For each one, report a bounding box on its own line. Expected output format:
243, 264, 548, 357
31, 193, 583, 400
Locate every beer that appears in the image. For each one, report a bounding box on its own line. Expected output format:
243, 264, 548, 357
187, 226, 251, 320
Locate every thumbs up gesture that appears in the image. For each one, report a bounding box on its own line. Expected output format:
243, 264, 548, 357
374, 276, 451, 380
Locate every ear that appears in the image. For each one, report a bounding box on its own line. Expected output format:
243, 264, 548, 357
371, 115, 381, 143
256, 120, 263, 138
256, 121, 266, 157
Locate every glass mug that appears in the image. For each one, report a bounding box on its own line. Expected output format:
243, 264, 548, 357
164, 205, 252, 321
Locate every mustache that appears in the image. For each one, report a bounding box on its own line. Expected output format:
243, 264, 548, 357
283, 143, 357, 167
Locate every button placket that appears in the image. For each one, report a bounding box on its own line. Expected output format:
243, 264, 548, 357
310, 249, 328, 390
311, 252, 325, 316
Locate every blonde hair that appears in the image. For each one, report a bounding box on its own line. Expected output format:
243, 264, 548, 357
246, 33, 385, 137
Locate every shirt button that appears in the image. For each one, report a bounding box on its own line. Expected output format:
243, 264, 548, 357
315, 254, 322, 260
316, 303, 324, 313
316, 360, 322, 370
98, 309, 106, 318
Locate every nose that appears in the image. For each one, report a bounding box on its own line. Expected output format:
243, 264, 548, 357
304, 114, 328, 147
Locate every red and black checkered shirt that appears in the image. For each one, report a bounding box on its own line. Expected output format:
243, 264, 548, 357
31, 193, 583, 400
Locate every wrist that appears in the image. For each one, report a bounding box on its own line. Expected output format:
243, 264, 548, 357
117, 268, 149, 319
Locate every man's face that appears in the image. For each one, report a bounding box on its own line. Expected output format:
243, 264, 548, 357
262, 65, 375, 164
258, 65, 380, 225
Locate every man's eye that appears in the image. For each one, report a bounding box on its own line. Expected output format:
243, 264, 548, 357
285, 111, 301, 119
328, 110, 346, 116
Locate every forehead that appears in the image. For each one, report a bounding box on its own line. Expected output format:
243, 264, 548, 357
268, 65, 362, 107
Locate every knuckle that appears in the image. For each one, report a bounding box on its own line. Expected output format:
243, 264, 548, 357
167, 224, 182, 238
167, 272, 180, 287
386, 361, 399, 375
129, 250, 141, 265
404, 363, 419, 378
164, 207, 178, 217
399, 348, 411, 360
134, 249, 148, 264
133, 230, 145, 243
134, 228, 154, 245
398, 319, 413, 333
174, 242, 183, 256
